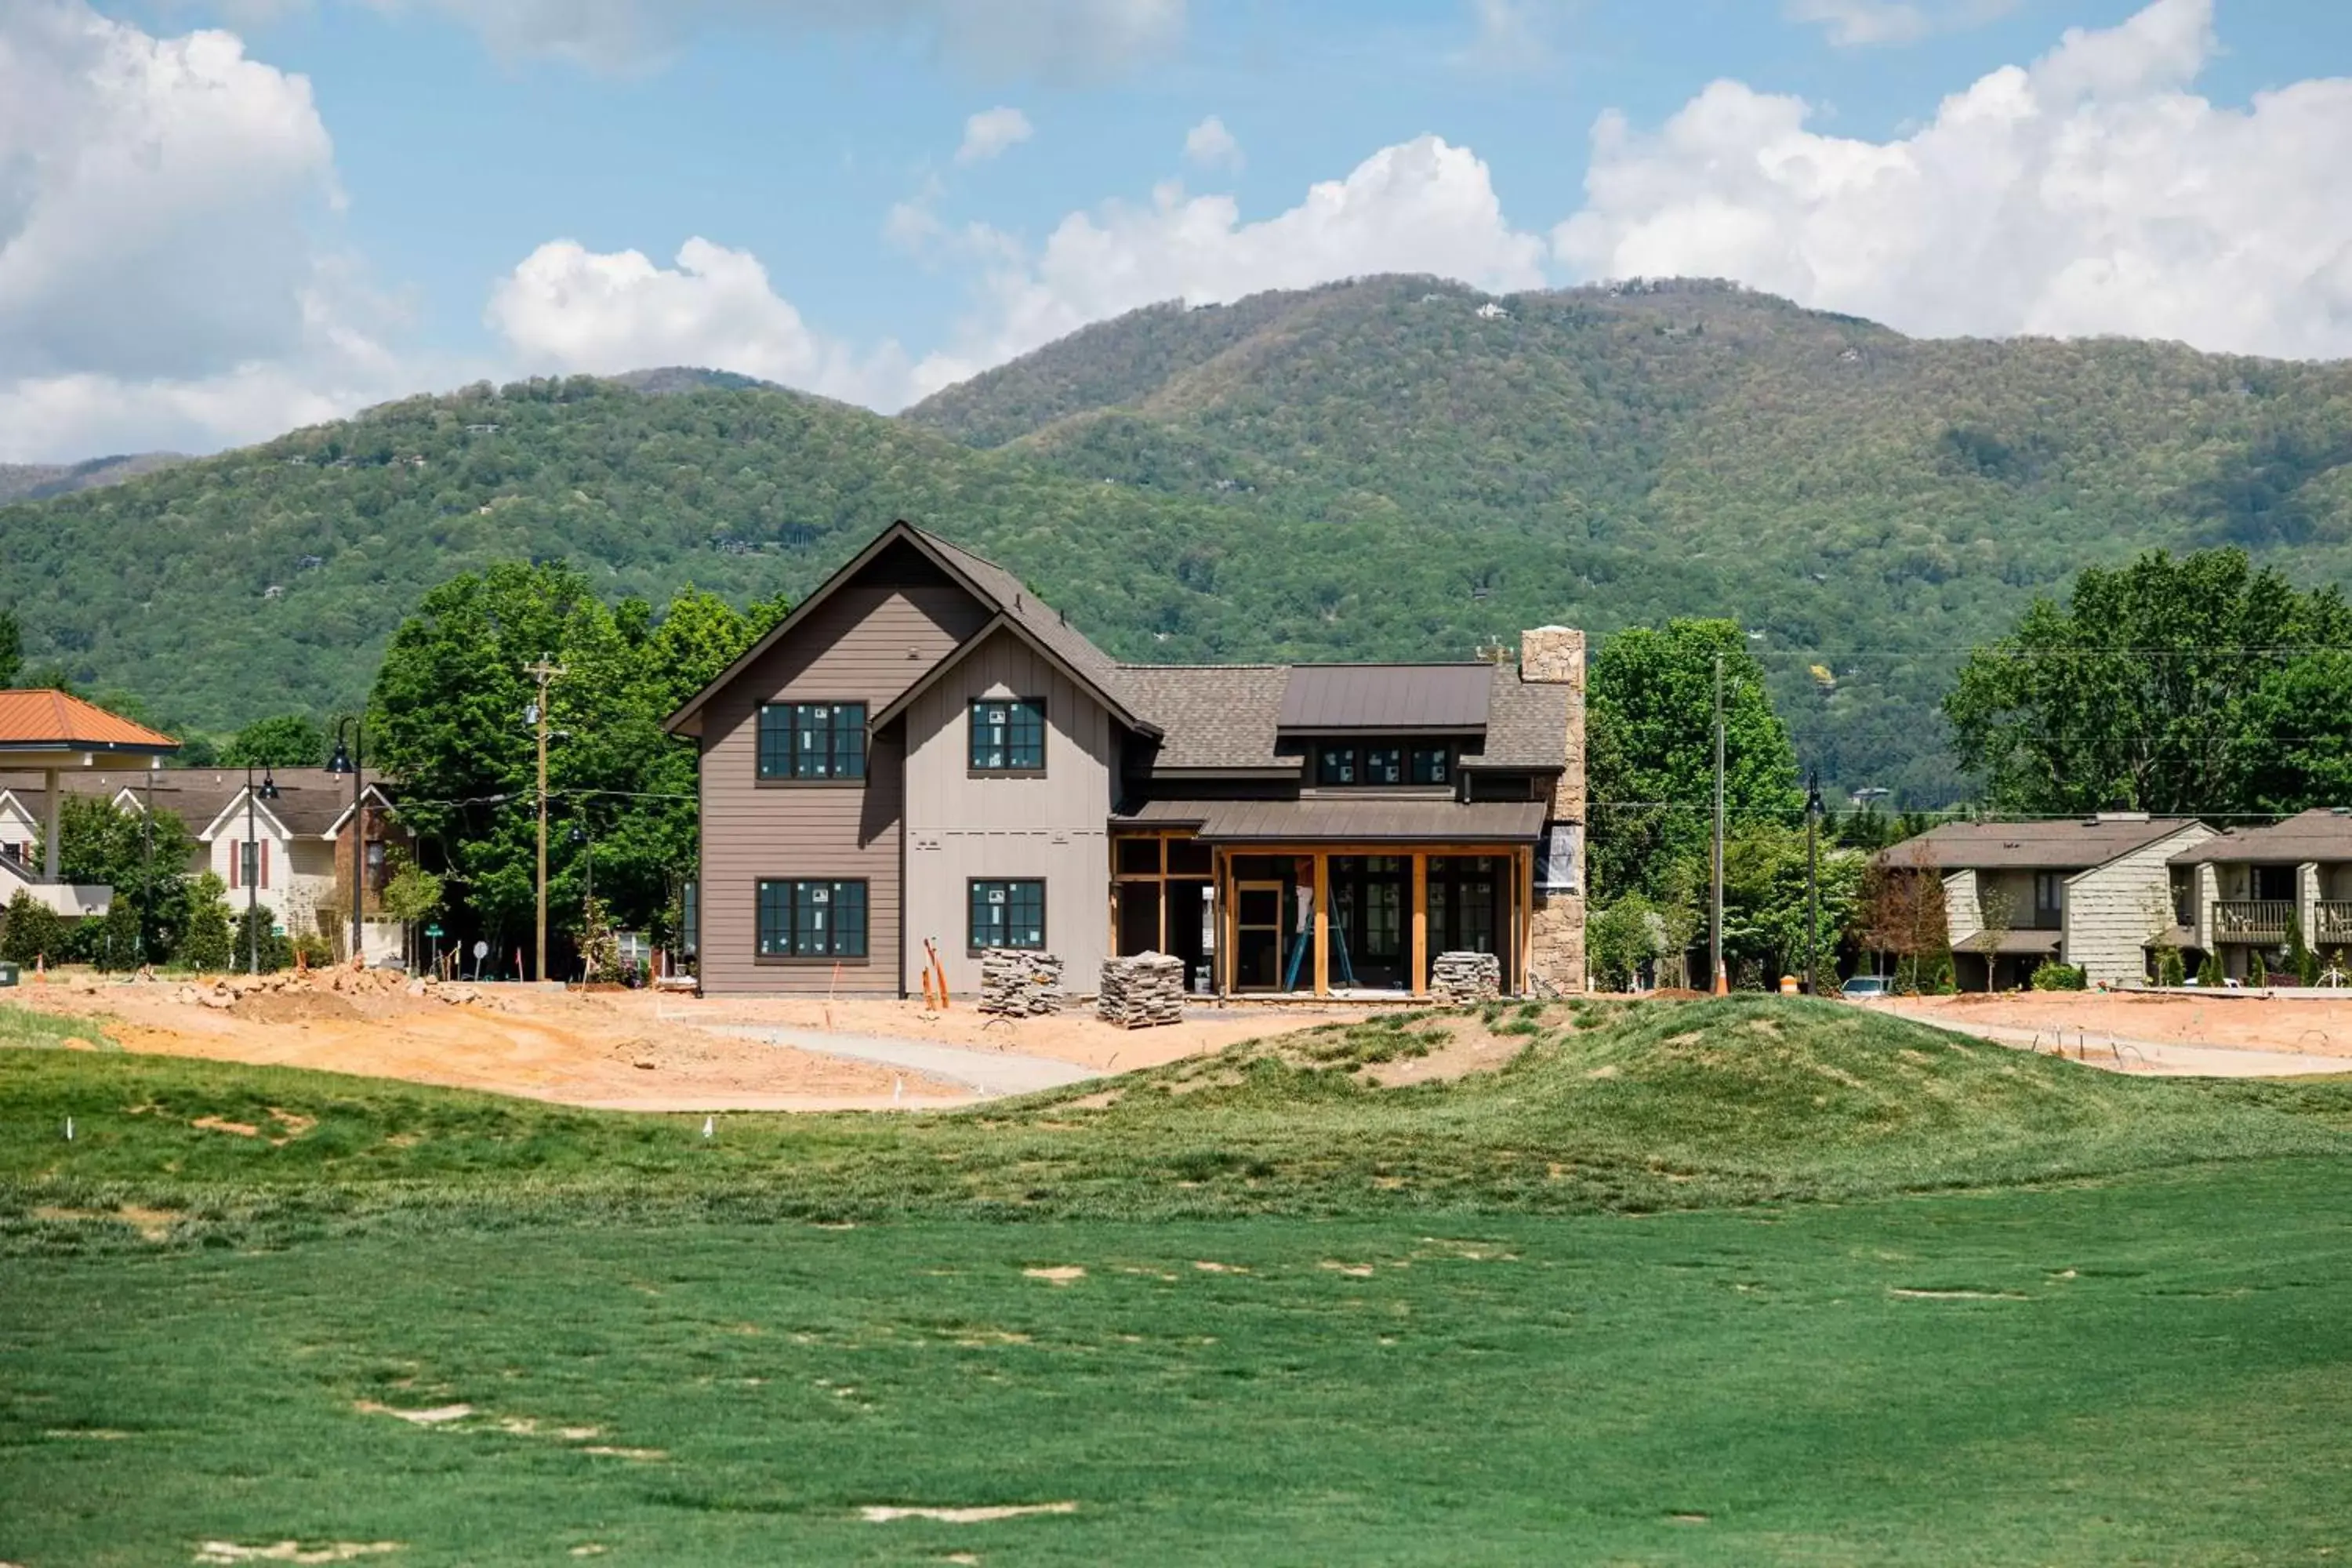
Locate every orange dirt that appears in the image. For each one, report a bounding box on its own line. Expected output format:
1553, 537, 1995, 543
1882, 991, 2352, 1057
10, 972, 1370, 1110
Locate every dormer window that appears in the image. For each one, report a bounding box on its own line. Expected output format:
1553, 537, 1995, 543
1313, 741, 1455, 787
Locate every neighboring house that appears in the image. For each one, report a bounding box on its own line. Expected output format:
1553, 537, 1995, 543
0, 689, 180, 917
1877, 815, 2215, 988
665, 521, 1588, 999
2169, 808, 2352, 978
0, 764, 410, 961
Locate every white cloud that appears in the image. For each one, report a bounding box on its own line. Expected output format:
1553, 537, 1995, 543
486, 236, 913, 406
0, 0, 422, 460
379, 0, 1185, 78
1785, 0, 2020, 49
914, 134, 1548, 396
1182, 114, 1242, 171
1457, 0, 1563, 70
956, 106, 1033, 165
1555, 0, 2352, 360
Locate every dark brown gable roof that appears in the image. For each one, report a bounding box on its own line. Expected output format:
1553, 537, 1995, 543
664, 521, 1140, 737
2170, 808, 2352, 864
1878, 816, 2203, 871
1276, 663, 1491, 731
1116, 665, 1295, 771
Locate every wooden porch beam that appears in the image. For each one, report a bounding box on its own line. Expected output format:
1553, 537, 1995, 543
1411, 852, 1428, 997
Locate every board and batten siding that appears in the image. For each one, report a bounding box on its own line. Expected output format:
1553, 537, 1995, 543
2063, 822, 2216, 983
697, 561, 990, 996
898, 626, 1118, 996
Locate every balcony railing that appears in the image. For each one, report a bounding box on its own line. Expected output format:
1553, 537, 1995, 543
2320, 902, 2352, 945
2214, 900, 2295, 942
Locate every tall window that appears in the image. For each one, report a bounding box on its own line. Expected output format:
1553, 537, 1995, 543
970, 699, 1046, 772
968, 879, 1047, 951
2034, 872, 2065, 925
756, 880, 867, 958
758, 703, 866, 780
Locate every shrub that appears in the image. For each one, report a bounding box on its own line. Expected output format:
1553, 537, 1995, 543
2031, 961, 2088, 991
2197, 949, 2226, 988
2154, 946, 2187, 988
174, 874, 235, 972
0, 890, 70, 967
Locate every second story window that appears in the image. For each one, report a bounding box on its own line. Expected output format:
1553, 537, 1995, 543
970, 699, 1046, 772
759, 702, 866, 781
2034, 871, 2065, 925
1410, 746, 1452, 785
1316, 741, 1457, 787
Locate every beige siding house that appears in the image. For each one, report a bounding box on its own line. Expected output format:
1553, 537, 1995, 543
2170, 809, 2352, 979
1881, 815, 2214, 987
667, 522, 1588, 1000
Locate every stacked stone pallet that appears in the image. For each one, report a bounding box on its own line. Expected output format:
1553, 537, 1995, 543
1098, 952, 1187, 1029
1431, 950, 1502, 1007
979, 949, 1064, 1016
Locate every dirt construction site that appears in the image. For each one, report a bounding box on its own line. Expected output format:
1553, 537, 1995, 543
9, 967, 1378, 1111
10, 968, 2352, 1109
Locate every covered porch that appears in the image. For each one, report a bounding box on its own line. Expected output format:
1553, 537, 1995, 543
1112, 800, 1546, 999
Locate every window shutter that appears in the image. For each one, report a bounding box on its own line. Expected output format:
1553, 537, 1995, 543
229, 840, 240, 890
260, 840, 270, 890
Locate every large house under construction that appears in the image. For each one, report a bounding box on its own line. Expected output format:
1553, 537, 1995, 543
665, 521, 1587, 1000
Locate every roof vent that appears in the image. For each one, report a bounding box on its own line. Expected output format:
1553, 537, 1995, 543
2092, 811, 2151, 823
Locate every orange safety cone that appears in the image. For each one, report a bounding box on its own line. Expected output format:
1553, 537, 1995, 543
33, 953, 45, 985
1713, 960, 1730, 997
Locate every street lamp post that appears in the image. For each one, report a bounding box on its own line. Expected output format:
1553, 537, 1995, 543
327, 720, 365, 966
1805, 768, 1824, 996
245, 764, 281, 975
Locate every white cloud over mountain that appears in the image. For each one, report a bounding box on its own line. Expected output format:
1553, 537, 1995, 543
485, 237, 913, 406
0, 0, 428, 459
1558, 0, 2352, 359
956, 107, 1035, 165
13, 0, 2352, 457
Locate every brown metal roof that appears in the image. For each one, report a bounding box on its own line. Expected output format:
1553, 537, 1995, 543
2169, 808, 2352, 864
1878, 817, 2204, 872
1276, 663, 1492, 731
1116, 797, 1546, 844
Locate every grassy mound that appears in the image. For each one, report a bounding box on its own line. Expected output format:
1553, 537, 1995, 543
3, 998, 2346, 1251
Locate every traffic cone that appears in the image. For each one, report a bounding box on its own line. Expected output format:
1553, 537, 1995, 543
33, 953, 45, 985
1712, 960, 1730, 997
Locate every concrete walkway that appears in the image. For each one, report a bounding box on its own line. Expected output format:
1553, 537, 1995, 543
698, 1024, 1102, 1098
1916, 1018, 2352, 1078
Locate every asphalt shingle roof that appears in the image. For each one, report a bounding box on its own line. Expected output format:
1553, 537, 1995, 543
2170, 808, 2352, 864
1877, 817, 2202, 871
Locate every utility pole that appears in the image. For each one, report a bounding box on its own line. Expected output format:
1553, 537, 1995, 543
1806, 768, 1824, 996
1711, 652, 1726, 996
525, 655, 567, 983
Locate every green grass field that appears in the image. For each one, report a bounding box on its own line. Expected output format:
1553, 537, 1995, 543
5, 997, 2351, 1564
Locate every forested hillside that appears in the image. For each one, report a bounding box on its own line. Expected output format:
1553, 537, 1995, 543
7, 274, 2351, 800
909, 275, 2352, 797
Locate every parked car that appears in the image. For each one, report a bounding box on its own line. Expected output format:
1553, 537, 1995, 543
1838, 975, 1893, 998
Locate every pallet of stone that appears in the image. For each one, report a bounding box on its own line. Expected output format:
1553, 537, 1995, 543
1430, 950, 1502, 1007
979, 949, 1064, 1016
1097, 952, 1188, 1028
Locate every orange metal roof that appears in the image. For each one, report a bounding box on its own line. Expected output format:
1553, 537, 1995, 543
0, 690, 179, 751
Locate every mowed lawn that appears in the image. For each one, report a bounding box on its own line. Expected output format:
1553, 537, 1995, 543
5, 998, 2352, 1564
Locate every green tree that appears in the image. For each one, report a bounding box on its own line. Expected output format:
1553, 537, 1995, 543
0, 608, 20, 687
48, 793, 200, 964
1720, 825, 1863, 989
221, 713, 328, 768
2198, 948, 2227, 988
0, 890, 69, 967
2156, 945, 2187, 987
1946, 550, 2352, 815
1588, 619, 1801, 904
174, 873, 235, 971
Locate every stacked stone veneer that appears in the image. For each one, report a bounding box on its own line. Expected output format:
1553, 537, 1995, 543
1519, 626, 1588, 993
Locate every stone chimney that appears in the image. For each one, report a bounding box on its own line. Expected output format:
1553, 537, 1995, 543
1519, 626, 1586, 993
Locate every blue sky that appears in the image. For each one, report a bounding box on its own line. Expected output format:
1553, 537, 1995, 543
6, 0, 2350, 458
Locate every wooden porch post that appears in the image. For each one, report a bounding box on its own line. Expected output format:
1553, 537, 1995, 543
1410, 852, 1429, 997
1214, 848, 1232, 1000
1156, 835, 1169, 954
1312, 852, 1331, 997
1517, 846, 1536, 995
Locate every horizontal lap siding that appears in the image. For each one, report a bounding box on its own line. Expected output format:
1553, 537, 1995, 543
2063, 824, 2215, 983
699, 575, 989, 996
902, 629, 1117, 995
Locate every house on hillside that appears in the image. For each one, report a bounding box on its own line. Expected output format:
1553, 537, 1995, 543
0, 764, 410, 961
1876, 815, 2214, 988
2168, 809, 2352, 979
664, 521, 1587, 1000
0, 690, 180, 917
